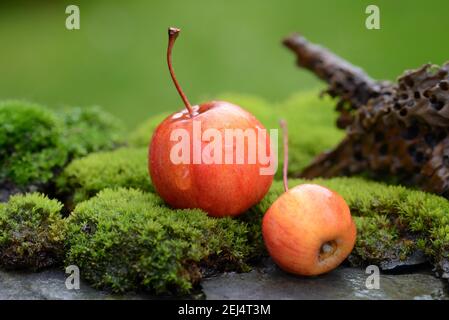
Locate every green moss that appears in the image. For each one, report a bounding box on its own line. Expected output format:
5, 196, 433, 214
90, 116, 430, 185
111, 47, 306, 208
0, 193, 65, 270
0, 101, 68, 187
0, 101, 125, 194
351, 216, 416, 268
128, 112, 171, 147
238, 209, 266, 258
277, 91, 344, 176
57, 147, 152, 205
254, 177, 449, 271
59, 106, 125, 158
65, 188, 258, 294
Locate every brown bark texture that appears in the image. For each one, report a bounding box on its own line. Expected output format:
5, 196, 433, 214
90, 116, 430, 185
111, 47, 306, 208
284, 33, 449, 197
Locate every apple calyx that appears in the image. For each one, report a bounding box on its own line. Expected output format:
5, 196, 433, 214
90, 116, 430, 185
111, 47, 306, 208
319, 241, 337, 261
167, 27, 193, 117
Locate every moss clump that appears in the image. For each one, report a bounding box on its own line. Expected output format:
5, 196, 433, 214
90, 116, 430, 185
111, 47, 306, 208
57, 147, 152, 206
352, 215, 417, 269
59, 106, 125, 158
0, 101, 68, 188
0, 193, 65, 270
0, 101, 125, 198
276, 91, 344, 176
254, 177, 449, 273
65, 188, 257, 294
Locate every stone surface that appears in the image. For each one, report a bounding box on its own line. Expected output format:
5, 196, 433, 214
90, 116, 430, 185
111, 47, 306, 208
0, 259, 447, 300
0, 269, 150, 300
202, 260, 449, 300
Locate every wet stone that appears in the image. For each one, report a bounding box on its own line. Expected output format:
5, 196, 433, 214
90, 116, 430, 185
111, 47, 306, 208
201, 259, 449, 300
0, 259, 448, 300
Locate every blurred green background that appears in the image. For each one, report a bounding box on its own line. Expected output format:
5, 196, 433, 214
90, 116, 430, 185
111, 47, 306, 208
1, 0, 448, 128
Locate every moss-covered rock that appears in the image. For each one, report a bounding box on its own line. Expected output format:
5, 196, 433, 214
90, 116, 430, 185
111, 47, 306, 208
0, 193, 66, 270
0, 101, 68, 189
65, 188, 259, 294
59, 106, 125, 158
351, 215, 417, 269
0, 101, 125, 201
60, 175, 449, 294
57, 147, 152, 206
253, 177, 449, 274
7, 91, 449, 292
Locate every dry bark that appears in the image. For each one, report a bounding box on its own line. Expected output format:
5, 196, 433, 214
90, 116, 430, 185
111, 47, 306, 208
284, 33, 449, 196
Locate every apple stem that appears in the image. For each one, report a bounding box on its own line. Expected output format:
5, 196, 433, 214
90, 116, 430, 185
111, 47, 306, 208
280, 119, 289, 192
167, 27, 193, 117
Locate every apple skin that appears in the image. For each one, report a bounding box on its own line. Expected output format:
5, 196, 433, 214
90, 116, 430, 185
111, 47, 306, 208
149, 101, 274, 217
262, 184, 356, 276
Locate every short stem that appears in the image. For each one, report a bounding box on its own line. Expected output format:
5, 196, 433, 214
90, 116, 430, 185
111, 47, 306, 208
280, 119, 289, 192
167, 27, 193, 116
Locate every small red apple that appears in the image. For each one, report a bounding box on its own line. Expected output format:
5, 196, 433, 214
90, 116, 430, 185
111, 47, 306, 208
262, 121, 356, 276
149, 27, 274, 217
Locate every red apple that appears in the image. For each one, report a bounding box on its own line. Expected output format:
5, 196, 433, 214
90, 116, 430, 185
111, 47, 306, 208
149, 27, 274, 217
262, 121, 356, 275
262, 184, 356, 275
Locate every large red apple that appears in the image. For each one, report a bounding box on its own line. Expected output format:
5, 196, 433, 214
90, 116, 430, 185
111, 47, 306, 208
262, 121, 356, 276
149, 27, 274, 217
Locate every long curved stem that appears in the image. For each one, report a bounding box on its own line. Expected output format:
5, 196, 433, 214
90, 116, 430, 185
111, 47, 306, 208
280, 119, 289, 192
167, 27, 193, 116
